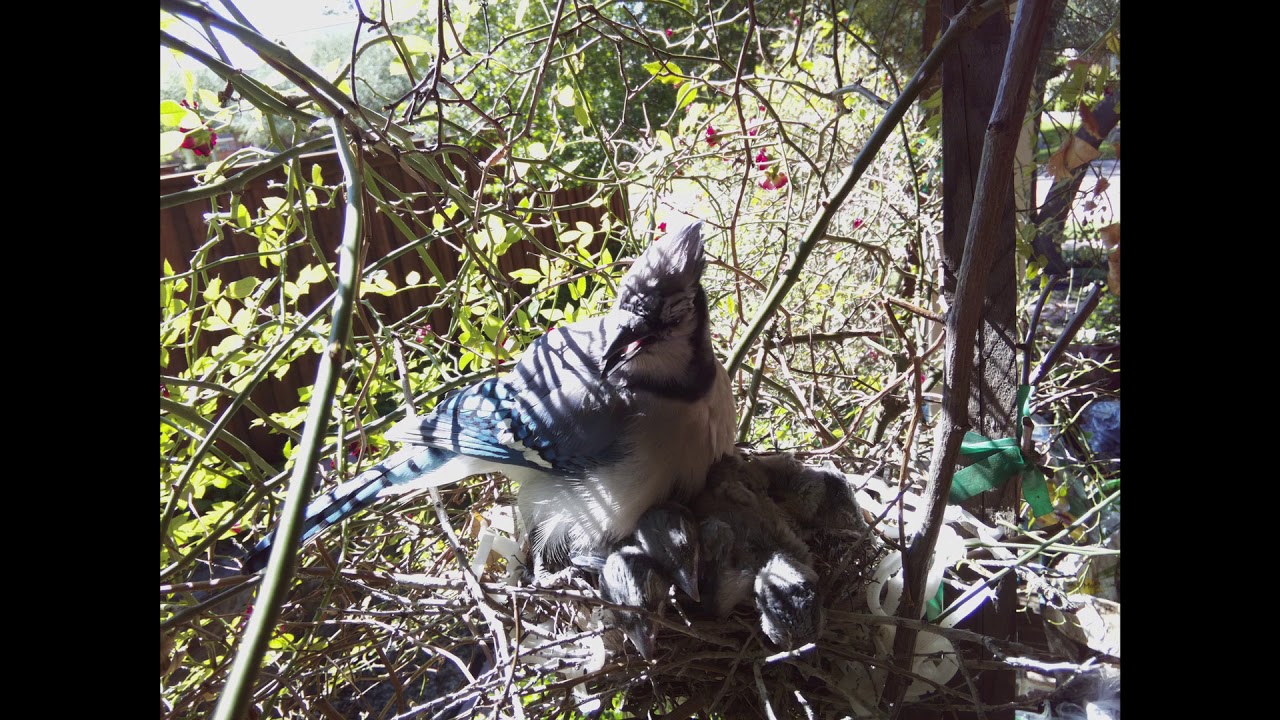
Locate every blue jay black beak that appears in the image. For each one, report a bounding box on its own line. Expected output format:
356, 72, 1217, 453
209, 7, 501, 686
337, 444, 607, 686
601, 319, 654, 378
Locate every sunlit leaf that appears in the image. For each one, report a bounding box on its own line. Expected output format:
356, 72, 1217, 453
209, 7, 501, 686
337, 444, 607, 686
227, 277, 259, 299
160, 131, 186, 156
510, 268, 542, 284
203, 277, 223, 303
399, 34, 430, 54
676, 82, 699, 110
556, 86, 576, 107
641, 60, 684, 85
386, 0, 423, 22
160, 100, 186, 129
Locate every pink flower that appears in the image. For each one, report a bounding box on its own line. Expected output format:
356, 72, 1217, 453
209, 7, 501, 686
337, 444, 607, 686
758, 172, 788, 190
414, 325, 433, 343
180, 126, 218, 157
755, 150, 770, 170
705, 125, 719, 147
852, 218, 864, 230
658, 221, 667, 233
665, 28, 673, 38
160, 383, 170, 398
746, 125, 758, 137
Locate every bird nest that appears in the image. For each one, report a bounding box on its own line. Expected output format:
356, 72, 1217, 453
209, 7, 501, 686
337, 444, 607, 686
176, 450, 1111, 719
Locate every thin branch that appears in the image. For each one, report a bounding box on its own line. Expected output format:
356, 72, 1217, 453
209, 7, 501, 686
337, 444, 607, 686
212, 117, 366, 720
727, 0, 1006, 377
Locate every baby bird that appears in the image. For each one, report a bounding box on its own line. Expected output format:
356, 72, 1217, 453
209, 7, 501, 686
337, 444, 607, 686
754, 552, 824, 650
597, 546, 669, 661
693, 454, 825, 649
578, 503, 701, 661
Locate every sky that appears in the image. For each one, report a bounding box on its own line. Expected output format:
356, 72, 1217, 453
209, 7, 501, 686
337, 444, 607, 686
162, 0, 360, 76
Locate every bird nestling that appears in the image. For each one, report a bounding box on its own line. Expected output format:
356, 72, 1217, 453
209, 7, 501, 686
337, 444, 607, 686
243, 221, 736, 581
576, 503, 702, 661
692, 453, 825, 649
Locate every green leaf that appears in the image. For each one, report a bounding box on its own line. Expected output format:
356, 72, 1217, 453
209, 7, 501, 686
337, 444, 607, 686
302, 264, 330, 285
399, 34, 429, 53
160, 100, 186, 128
386, 0, 423, 22
405, 271, 421, 286
527, 142, 548, 160
227, 277, 259, 299
675, 82, 699, 110
234, 201, 250, 229
484, 214, 508, 253
574, 102, 591, 129
197, 89, 221, 110
510, 268, 542, 284
556, 86, 576, 107
561, 157, 583, 174
641, 60, 684, 85
311, 163, 324, 185
203, 277, 223, 302
160, 131, 186, 156
260, 196, 288, 216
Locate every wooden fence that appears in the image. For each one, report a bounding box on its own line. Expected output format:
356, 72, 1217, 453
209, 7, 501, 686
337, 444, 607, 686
161, 148, 629, 464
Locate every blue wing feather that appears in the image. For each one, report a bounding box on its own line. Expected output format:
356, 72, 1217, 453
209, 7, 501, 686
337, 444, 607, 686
387, 319, 635, 474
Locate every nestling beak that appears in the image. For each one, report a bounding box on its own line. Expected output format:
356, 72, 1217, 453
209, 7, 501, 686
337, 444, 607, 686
622, 617, 657, 662
601, 317, 655, 378
671, 566, 700, 603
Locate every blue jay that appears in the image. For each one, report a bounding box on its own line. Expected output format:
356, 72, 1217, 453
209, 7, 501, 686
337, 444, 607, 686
244, 221, 737, 577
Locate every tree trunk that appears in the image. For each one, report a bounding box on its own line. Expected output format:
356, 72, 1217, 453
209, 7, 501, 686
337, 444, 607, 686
935, 0, 1021, 716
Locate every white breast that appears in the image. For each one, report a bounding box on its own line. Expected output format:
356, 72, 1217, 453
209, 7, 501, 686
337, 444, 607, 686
518, 365, 736, 573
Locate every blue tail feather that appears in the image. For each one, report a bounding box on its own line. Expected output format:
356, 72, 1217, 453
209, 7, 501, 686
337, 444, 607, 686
242, 446, 452, 572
